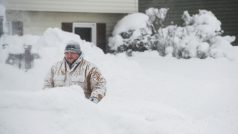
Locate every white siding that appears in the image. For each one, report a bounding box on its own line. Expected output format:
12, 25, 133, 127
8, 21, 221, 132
6, 0, 138, 13
6, 10, 125, 38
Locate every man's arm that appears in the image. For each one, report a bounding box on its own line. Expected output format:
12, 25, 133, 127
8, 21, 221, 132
89, 67, 106, 103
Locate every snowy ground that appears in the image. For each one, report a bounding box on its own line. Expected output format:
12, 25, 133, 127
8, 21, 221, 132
1, 52, 238, 134
0, 30, 238, 134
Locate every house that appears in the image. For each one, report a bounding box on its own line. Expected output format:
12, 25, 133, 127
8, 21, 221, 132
139, 0, 238, 45
4, 0, 138, 52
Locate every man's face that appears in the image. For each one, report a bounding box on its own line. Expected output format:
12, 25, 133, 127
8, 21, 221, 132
64, 52, 79, 64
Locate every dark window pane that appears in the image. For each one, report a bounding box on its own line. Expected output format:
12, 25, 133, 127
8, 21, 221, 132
74, 27, 92, 42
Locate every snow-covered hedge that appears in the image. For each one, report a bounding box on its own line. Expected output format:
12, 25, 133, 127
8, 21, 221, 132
108, 8, 236, 59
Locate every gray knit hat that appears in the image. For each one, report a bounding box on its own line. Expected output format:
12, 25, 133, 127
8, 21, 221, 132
64, 42, 82, 55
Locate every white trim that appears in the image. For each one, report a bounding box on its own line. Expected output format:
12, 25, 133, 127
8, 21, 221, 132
73, 22, 96, 45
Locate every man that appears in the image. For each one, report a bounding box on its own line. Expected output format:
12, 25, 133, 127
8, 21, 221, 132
43, 42, 106, 103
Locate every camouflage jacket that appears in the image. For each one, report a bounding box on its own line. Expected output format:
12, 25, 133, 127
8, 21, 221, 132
43, 56, 106, 102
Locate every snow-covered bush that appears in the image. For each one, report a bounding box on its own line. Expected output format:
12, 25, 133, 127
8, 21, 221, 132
108, 8, 169, 54
154, 10, 235, 59
108, 13, 152, 53
146, 8, 169, 34
108, 8, 236, 59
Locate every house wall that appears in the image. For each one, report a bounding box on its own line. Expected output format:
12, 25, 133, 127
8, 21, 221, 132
6, 0, 138, 13
139, 0, 238, 45
6, 10, 126, 39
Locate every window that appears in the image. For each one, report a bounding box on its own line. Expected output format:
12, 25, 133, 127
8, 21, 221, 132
10, 21, 23, 36
12, 21, 23, 35
74, 27, 92, 42
73, 23, 96, 45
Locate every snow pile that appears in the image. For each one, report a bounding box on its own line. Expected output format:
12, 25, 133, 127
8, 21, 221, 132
0, 86, 111, 134
0, 28, 108, 71
108, 8, 236, 59
37, 28, 105, 60
0, 28, 238, 134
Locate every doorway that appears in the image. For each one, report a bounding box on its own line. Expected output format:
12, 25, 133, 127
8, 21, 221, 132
73, 23, 96, 45
62, 22, 106, 52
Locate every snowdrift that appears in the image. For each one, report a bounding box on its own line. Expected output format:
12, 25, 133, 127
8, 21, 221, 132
0, 28, 238, 134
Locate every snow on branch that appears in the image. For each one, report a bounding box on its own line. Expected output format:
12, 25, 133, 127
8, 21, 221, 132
108, 8, 236, 59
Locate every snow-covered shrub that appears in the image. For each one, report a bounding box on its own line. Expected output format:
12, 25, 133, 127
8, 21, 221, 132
182, 10, 222, 41
146, 7, 169, 34
209, 36, 236, 58
108, 8, 169, 53
108, 13, 152, 53
158, 10, 236, 59
153, 10, 235, 59
108, 8, 236, 59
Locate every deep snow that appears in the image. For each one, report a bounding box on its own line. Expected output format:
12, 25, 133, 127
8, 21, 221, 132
0, 28, 238, 134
